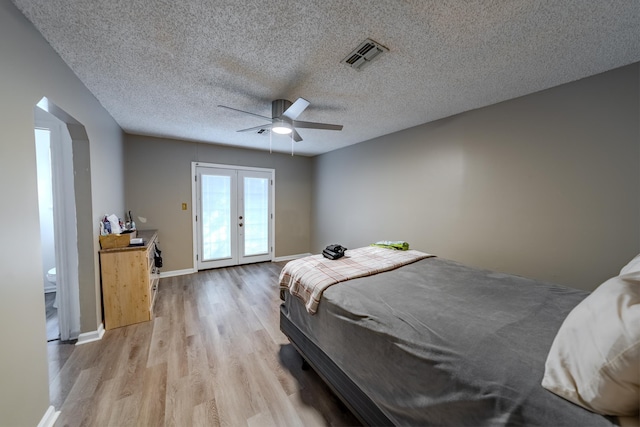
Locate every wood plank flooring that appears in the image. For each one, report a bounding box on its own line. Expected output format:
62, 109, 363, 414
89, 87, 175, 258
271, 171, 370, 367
51, 262, 360, 426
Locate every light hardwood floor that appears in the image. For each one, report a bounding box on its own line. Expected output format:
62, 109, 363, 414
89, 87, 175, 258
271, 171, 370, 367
50, 262, 360, 426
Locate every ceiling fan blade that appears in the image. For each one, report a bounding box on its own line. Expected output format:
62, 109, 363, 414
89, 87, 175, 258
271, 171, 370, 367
293, 120, 343, 131
237, 123, 273, 132
292, 129, 303, 142
282, 98, 310, 120
218, 105, 273, 121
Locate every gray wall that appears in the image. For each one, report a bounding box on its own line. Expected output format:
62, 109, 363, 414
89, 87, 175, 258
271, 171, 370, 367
0, 3, 125, 426
124, 134, 312, 271
312, 64, 640, 291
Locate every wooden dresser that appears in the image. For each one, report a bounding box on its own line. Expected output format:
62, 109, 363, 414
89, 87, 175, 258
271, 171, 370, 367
99, 229, 160, 330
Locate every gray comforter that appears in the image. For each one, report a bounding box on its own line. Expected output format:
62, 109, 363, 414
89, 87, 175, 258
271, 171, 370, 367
282, 257, 616, 426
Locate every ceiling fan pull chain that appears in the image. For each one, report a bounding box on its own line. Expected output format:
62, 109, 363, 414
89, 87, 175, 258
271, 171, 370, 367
269, 128, 272, 154
291, 132, 294, 156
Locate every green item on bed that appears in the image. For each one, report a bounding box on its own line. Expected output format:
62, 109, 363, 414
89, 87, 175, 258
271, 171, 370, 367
370, 241, 410, 251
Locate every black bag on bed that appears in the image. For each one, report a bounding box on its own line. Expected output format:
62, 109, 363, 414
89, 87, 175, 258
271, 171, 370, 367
323, 244, 346, 260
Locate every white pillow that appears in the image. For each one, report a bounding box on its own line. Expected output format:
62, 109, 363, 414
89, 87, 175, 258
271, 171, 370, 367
542, 273, 640, 416
620, 253, 640, 275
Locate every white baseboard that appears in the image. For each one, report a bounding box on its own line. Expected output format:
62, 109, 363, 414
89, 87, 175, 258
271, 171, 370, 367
75, 323, 105, 346
273, 253, 312, 262
37, 405, 60, 427
159, 268, 195, 278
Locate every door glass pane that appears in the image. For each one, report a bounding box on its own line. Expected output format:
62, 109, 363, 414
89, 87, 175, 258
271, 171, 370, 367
202, 175, 231, 260
244, 177, 268, 256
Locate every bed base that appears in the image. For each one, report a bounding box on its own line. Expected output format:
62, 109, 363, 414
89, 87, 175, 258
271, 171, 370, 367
279, 306, 393, 426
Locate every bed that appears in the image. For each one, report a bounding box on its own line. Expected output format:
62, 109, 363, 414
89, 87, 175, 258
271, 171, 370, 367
279, 248, 639, 426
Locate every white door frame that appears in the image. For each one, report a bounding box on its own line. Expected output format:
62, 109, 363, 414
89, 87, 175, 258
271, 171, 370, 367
35, 108, 81, 341
191, 162, 275, 271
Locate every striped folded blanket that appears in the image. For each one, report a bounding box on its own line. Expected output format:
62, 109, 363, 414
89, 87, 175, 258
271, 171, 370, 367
279, 246, 433, 314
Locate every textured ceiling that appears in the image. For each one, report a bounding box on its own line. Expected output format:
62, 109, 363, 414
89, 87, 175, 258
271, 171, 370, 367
11, 0, 640, 156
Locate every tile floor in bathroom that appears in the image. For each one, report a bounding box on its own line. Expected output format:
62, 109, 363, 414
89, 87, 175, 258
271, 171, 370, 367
45, 291, 59, 341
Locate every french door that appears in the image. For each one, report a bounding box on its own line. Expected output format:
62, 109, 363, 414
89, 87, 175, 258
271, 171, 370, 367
194, 163, 274, 270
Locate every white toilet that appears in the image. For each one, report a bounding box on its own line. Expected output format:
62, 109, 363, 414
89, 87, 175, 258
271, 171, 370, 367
46, 267, 59, 309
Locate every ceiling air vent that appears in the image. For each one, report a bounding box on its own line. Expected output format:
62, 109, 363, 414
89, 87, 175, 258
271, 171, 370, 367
342, 38, 388, 71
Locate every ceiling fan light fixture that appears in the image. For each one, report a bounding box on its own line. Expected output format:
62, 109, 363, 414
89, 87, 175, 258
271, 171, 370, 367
219, 98, 342, 145
272, 122, 292, 135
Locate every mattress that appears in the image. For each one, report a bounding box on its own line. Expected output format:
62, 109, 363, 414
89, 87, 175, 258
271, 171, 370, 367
280, 256, 617, 426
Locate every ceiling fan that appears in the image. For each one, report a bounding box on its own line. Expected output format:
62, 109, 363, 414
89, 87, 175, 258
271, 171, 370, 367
218, 98, 343, 142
